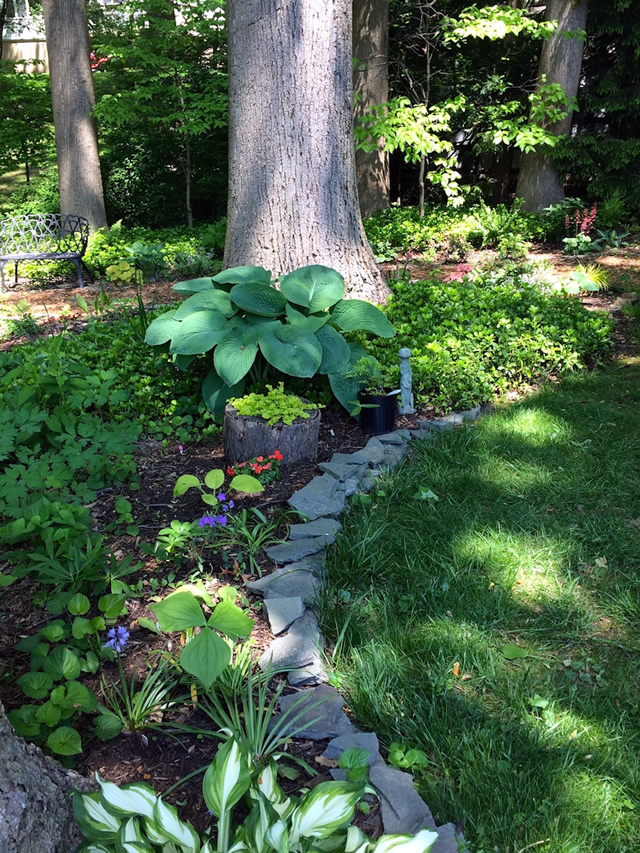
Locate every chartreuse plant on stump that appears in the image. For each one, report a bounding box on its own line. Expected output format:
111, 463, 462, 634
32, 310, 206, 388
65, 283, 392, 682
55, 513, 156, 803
74, 732, 440, 853
144, 264, 395, 420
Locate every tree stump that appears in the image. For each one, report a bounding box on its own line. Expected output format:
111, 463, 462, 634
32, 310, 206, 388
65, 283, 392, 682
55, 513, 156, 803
223, 405, 321, 464
0, 701, 96, 852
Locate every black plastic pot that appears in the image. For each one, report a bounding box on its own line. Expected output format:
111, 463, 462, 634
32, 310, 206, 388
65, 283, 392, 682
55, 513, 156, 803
358, 390, 400, 435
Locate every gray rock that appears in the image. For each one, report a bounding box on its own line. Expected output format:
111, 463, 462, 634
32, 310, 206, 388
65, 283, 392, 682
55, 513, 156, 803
374, 432, 407, 445
247, 565, 322, 603
431, 823, 466, 853
288, 474, 346, 520
370, 764, 437, 834
318, 461, 367, 482
329, 451, 371, 466
265, 537, 326, 564
277, 685, 356, 740
344, 477, 360, 497
288, 518, 342, 543
287, 658, 327, 687
356, 444, 386, 467
322, 732, 382, 766
461, 405, 482, 421
383, 443, 408, 466
417, 419, 454, 432
263, 596, 305, 635
409, 429, 435, 441
621, 291, 638, 303
258, 612, 324, 672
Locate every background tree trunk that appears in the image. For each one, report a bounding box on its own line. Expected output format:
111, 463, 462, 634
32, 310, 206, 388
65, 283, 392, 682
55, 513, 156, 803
353, 0, 390, 219
0, 701, 95, 853
224, 0, 389, 303
42, 0, 108, 231
516, 0, 588, 212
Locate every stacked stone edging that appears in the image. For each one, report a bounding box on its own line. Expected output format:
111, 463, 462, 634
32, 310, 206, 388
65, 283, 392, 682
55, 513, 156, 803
249, 408, 490, 852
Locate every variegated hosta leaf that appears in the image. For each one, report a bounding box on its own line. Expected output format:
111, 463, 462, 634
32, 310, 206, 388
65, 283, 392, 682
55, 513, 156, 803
117, 816, 144, 845
153, 796, 201, 852
75, 842, 114, 852
265, 816, 289, 853
142, 816, 170, 846
97, 776, 157, 819
73, 791, 121, 839
371, 829, 440, 853
254, 759, 290, 815
203, 737, 252, 818
345, 826, 370, 853
289, 781, 363, 842
242, 794, 274, 853
226, 840, 251, 853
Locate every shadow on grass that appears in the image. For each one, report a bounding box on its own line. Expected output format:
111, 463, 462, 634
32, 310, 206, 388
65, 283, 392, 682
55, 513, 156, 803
321, 362, 640, 853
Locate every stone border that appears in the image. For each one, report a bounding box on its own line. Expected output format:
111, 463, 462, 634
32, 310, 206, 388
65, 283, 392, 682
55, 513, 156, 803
248, 409, 491, 852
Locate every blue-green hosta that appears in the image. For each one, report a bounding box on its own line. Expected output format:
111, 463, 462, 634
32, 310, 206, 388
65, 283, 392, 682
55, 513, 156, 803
144, 264, 395, 420
74, 735, 439, 853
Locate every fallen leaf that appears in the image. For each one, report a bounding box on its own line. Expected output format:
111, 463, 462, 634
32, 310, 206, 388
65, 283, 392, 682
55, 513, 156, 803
501, 644, 528, 660
452, 662, 460, 677
315, 755, 339, 768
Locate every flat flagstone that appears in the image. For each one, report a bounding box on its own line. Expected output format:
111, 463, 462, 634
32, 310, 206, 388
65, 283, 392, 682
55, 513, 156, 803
318, 461, 367, 482
329, 451, 371, 466
247, 565, 321, 603
374, 432, 407, 445
277, 684, 356, 740
431, 824, 466, 853
265, 537, 326, 564
322, 732, 382, 766
288, 474, 346, 520
263, 596, 305, 635
287, 658, 327, 686
258, 612, 323, 672
356, 444, 386, 466
288, 518, 342, 542
370, 764, 437, 834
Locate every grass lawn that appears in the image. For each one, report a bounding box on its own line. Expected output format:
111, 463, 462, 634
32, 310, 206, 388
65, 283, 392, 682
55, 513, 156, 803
321, 358, 640, 853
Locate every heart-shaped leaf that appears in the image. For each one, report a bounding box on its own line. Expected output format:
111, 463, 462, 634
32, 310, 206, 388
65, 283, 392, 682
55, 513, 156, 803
280, 265, 345, 312
179, 626, 231, 689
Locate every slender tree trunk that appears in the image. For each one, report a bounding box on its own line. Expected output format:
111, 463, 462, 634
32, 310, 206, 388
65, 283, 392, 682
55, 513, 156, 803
353, 0, 390, 219
516, 0, 588, 212
225, 0, 389, 303
42, 0, 108, 231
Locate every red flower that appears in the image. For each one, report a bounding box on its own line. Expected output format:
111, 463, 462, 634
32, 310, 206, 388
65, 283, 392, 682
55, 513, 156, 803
226, 466, 234, 475
273, 450, 283, 461
256, 456, 264, 462
263, 463, 271, 470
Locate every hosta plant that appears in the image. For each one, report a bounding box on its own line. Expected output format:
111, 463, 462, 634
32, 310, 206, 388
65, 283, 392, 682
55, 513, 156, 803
73, 734, 440, 853
144, 264, 395, 420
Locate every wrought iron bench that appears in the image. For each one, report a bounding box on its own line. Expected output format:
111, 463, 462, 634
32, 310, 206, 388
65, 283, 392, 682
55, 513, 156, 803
0, 213, 90, 291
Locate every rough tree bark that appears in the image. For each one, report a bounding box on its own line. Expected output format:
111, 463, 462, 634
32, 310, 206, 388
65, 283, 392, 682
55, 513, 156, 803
515, 0, 588, 212
353, 0, 390, 219
0, 701, 95, 853
224, 0, 389, 303
42, 0, 108, 231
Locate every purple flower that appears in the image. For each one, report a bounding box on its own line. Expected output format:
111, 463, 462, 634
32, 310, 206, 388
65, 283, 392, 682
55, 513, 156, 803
198, 514, 227, 529
178, 445, 184, 454
222, 500, 234, 512
105, 626, 129, 653
216, 492, 226, 502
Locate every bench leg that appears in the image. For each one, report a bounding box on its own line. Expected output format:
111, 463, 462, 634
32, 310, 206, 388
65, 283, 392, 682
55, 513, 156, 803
71, 258, 84, 288
14, 261, 18, 284
80, 258, 93, 285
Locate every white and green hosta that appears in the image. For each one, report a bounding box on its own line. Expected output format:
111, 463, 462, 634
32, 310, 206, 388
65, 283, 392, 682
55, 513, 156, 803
144, 264, 395, 421
74, 735, 439, 853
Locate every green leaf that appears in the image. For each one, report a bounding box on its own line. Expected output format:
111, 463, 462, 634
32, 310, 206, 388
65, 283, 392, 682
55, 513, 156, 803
18, 671, 54, 700
501, 644, 528, 660
174, 474, 202, 498
63, 681, 98, 712
68, 593, 91, 616
330, 299, 395, 337
208, 600, 254, 639
173, 289, 235, 320
98, 593, 128, 620
73, 790, 121, 838
204, 469, 225, 491
212, 265, 272, 286
260, 326, 323, 377
229, 474, 264, 494
203, 737, 252, 818
172, 277, 215, 294
40, 622, 66, 643
179, 626, 231, 689
328, 343, 368, 412
72, 617, 95, 639
36, 699, 62, 727
528, 694, 550, 709
153, 795, 201, 851
152, 590, 206, 633
46, 725, 82, 755
0, 574, 16, 587
214, 328, 259, 386
285, 303, 329, 332
97, 777, 157, 819
229, 282, 288, 317
314, 324, 351, 375
289, 781, 363, 842
8, 706, 41, 738
280, 265, 345, 312
370, 828, 440, 853
137, 617, 161, 635
202, 369, 245, 422
169, 310, 229, 356
144, 310, 180, 346
94, 709, 124, 740
43, 646, 82, 681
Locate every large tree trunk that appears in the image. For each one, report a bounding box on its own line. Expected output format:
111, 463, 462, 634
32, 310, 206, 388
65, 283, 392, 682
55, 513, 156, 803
353, 0, 390, 219
516, 0, 588, 212
225, 0, 390, 303
0, 701, 95, 853
43, 0, 108, 231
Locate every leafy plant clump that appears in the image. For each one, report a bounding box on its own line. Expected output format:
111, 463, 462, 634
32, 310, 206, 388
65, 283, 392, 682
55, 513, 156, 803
144, 264, 395, 420
367, 267, 613, 411
230, 383, 322, 426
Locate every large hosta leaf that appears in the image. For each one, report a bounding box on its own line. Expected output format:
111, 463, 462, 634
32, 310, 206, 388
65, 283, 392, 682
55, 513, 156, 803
214, 327, 259, 386
174, 290, 235, 320
144, 310, 180, 346
169, 310, 229, 355
314, 325, 351, 375
330, 300, 395, 337
230, 282, 288, 317
259, 326, 323, 377
285, 304, 329, 332
280, 265, 345, 312
328, 343, 367, 412
213, 266, 272, 287
202, 370, 245, 422
179, 626, 231, 689
172, 277, 215, 294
